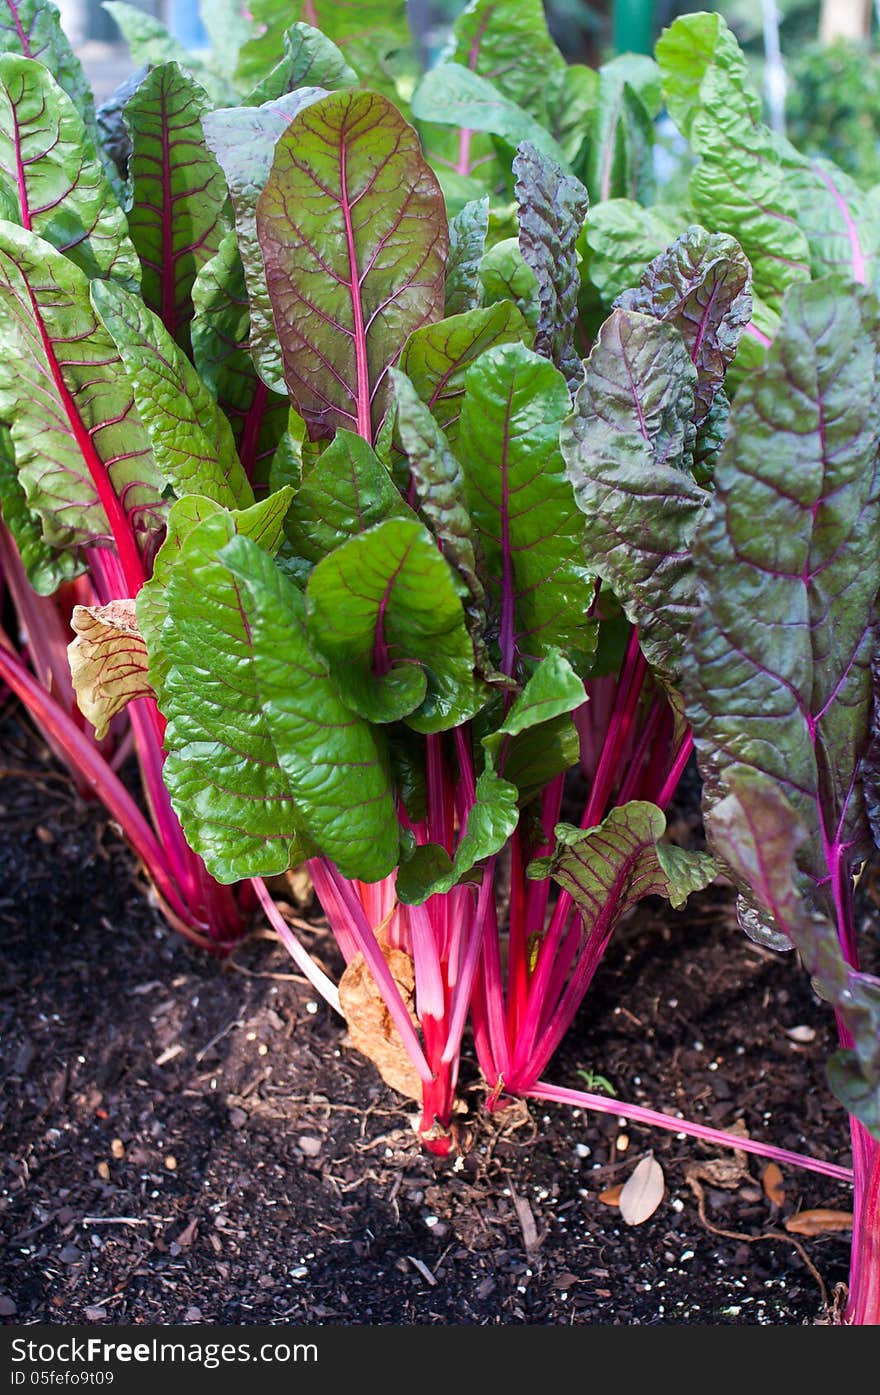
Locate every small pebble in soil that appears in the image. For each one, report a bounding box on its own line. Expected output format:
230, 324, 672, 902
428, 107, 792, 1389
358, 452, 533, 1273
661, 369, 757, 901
164, 1155, 177, 1170
0, 1297, 16, 1317
110, 1139, 125, 1159
96, 1161, 110, 1181
59, 1246, 83, 1265
297, 1136, 322, 1158
84, 1307, 107, 1322
184, 1308, 203, 1322
228, 1108, 248, 1130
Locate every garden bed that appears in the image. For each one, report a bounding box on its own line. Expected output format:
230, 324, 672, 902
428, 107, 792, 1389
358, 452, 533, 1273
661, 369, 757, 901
0, 716, 857, 1326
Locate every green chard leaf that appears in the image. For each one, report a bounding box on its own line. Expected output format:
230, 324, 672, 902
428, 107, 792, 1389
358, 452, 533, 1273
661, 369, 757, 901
199, 0, 251, 81
445, 197, 489, 317
0, 0, 99, 150
305, 516, 482, 732
95, 65, 148, 195
154, 516, 398, 882
513, 141, 589, 390
656, 12, 810, 313
191, 231, 289, 488
588, 55, 658, 206
582, 198, 682, 305
460, 342, 595, 672
137, 489, 292, 702
396, 762, 519, 905
124, 62, 229, 352
447, 0, 566, 124
482, 648, 587, 804
91, 279, 253, 511
103, 2, 229, 101
398, 300, 532, 452
256, 89, 448, 444
245, 22, 357, 103
283, 428, 411, 566
561, 308, 705, 703
479, 239, 540, 331
0, 55, 138, 286
0, 222, 165, 564
202, 88, 326, 396
236, 0, 410, 90
0, 424, 82, 594
615, 225, 752, 424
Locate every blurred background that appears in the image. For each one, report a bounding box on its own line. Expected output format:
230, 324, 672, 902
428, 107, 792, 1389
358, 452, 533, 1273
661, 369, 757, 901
58, 0, 880, 189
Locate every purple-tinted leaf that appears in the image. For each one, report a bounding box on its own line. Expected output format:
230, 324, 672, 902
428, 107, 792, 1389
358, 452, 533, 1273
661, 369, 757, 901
683, 278, 880, 888
460, 343, 595, 674
445, 196, 489, 317
202, 89, 327, 395
561, 308, 704, 700
615, 225, 752, 424
0, 222, 165, 577
707, 771, 880, 1135
397, 300, 531, 452
257, 89, 448, 444
513, 142, 588, 391
191, 232, 289, 487
124, 62, 228, 351
0, 55, 138, 285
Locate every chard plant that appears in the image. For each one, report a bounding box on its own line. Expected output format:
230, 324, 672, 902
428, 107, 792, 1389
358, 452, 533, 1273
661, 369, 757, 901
1, 0, 878, 1324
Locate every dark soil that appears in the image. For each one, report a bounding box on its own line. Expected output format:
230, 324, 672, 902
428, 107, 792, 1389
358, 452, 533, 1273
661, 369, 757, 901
0, 714, 861, 1326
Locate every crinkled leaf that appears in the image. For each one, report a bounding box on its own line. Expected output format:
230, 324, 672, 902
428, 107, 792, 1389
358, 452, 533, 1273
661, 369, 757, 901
615, 226, 752, 424
202, 89, 326, 395
388, 369, 491, 659
0, 0, 99, 149
0, 55, 138, 286
588, 56, 657, 206
707, 770, 880, 1136
68, 599, 151, 741
191, 231, 288, 487
561, 308, 705, 698
91, 278, 253, 512
245, 22, 358, 104
460, 343, 595, 672
692, 387, 730, 487
283, 428, 411, 566
398, 761, 519, 905
445, 197, 489, 317
582, 198, 682, 305
257, 89, 448, 444
305, 516, 481, 732
124, 62, 228, 351
682, 278, 880, 886
0, 425, 81, 594
448, 0, 566, 124
513, 142, 589, 389
398, 300, 531, 452
411, 63, 572, 174
656, 12, 810, 313
0, 222, 165, 558
776, 152, 880, 286
529, 801, 715, 925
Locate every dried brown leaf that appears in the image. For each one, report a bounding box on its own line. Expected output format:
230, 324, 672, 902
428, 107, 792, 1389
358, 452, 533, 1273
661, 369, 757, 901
338, 946, 421, 1101
598, 1184, 623, 1207
783, 1209, 853, 1236
762, 1162, 785, 1207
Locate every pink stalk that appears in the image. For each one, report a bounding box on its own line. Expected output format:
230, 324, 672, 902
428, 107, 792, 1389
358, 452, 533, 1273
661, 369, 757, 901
252, 877, 341, 1013
527, 1080, 855, 1185
442, 866, 494, 1064
845, 1123, 880, 1324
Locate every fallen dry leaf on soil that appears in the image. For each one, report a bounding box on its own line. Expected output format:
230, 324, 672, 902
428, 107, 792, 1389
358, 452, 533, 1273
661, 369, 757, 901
783, 1209, 853, 1236
338, 946, 421, 1100
762, 1162, 785, 1207
619, 1153, 665, 1225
